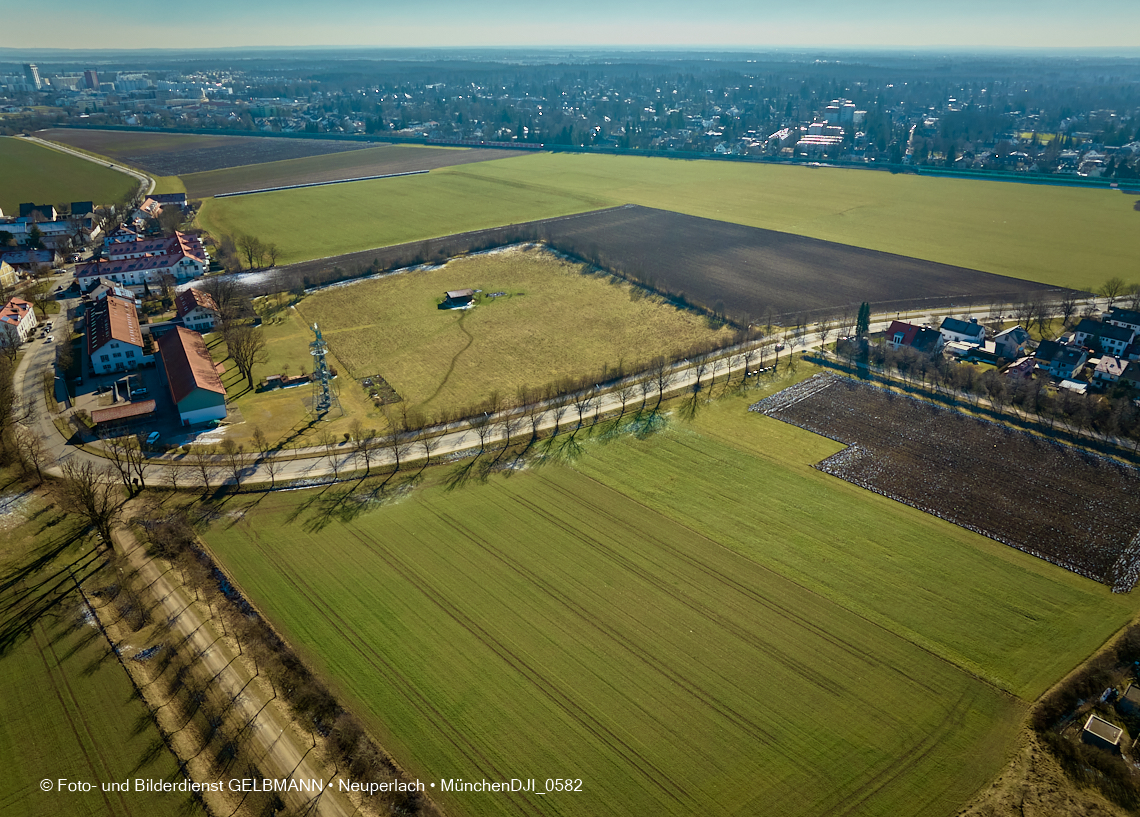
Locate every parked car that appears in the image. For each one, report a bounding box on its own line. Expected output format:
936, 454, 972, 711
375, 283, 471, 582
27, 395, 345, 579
44, 335, 53, 343
145, 431, 160, 445
131, 387, 149, 399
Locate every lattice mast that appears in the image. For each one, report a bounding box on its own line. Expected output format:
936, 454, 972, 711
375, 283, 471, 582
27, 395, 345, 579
309, 323, 342, 417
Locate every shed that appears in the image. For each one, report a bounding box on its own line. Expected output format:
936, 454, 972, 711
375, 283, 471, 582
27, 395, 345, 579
442, 289, 475, 307
1118, 683, 1140, 716
1082, 714, 1123, 752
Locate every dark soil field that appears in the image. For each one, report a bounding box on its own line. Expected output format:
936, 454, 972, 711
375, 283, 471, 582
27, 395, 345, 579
38, 128, 381, 175
221, 204, 1070, 319
535, 205, 1072, 322
752, 374, 1140, 589
181, 144, 520, 197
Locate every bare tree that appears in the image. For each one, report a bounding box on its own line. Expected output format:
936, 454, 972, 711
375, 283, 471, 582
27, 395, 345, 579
1100, 276, 1127, 305
350, 421, 376, 475
319, 428, 340, 478
16, 426, 48, 483
266, 243, 280, 268
815, 319, 832, 349
53, 458, 122, 548
383, 424, 411, 470
1127, 283, 1140, 312
615, 382, 636, 417
1057, 293, 1077, 329
645, 357, 672, 409
238, 234, 264, 270
637, 376, 654, 411
470, 413, 494, 452
225, 324, 268, 392
693, 360, 709, 392
1012, 299, 1034, 328
102, 432, 138, 496
190, 445, 215, 493
741, 348, 758, 383
252, 426, 270, 460
261, 452, 282, 488
220, 438, 246, 488
572, 392, 596, 429
1032, 298, 1052, 339
527, 405, 544, 441
27, 279, 53, 320
419, 431, 442, 465
501, 414, 525, 449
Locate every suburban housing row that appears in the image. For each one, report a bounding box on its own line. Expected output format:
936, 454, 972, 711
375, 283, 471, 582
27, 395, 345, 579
885, 307, 1140, 393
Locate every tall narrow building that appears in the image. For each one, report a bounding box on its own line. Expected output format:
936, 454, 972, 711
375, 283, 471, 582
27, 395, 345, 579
23, 63, 41, 89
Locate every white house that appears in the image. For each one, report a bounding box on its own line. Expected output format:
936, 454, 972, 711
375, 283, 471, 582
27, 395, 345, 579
86, 295, 144, 374
1093, 356, 1129, 387
993, 325, 1030, 359
1073, 317, 1135, 357
77, 232, 208, 289
939, 316, 986, 346
174, 288, 220, 333
0, 297, 37, 343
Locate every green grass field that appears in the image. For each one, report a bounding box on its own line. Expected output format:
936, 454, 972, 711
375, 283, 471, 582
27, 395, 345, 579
0, 138, 138, 214
197, 165, 607, 265
199, 378, 1139, 817
199, 151, 1140, 292
295, 247, 730, 414
0, 480, 182, 817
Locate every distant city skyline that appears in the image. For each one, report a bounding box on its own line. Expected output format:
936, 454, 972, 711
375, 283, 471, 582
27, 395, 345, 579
3, 1, 1140, 51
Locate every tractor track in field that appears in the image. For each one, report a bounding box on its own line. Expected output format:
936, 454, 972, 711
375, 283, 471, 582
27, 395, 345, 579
31, 617, 126, 815
570, 461, 1021, 700
337, 521, 694, 810
831, 685, 978, 817
240, 528, 527, 817
420, 497, 784, 748
420, 311, 475, 408
505, 475, 922, 703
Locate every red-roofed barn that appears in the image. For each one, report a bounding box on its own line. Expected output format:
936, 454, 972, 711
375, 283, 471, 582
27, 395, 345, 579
158, 327, 227, 425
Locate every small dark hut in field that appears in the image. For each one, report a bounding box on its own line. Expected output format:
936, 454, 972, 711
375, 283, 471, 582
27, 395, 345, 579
440, 289, 475, 309
1081, 714, 1123, 753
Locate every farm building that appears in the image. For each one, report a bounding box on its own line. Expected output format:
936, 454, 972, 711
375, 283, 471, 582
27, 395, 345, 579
441, 289, 475, 308
90, 399, 156, 432
158, 327, 227, 425
0, 297, 37, 344
86, 295, 144, 374
175, 288, 220, 333
1081, 714, 1123, 753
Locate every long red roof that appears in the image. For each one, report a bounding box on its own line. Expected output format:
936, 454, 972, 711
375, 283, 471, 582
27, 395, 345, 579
158, 326, 225, 405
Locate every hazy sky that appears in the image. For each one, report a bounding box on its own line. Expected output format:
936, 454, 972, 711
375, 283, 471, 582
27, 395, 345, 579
4, 0, 1140, 50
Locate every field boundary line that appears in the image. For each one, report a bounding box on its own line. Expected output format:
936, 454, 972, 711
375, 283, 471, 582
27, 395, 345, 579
213, 169, 429, 198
